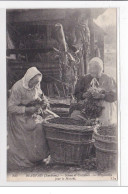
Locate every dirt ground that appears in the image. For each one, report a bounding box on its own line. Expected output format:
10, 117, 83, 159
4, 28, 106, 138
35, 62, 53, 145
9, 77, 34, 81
7, 157, 113, 180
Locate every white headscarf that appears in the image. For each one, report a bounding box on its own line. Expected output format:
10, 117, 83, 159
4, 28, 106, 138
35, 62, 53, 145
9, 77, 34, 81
22, 67, 42, 90
89, 57, 103, 72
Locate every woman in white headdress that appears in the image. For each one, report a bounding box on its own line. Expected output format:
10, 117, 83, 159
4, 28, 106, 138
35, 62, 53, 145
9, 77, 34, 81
7, 67, 51, 169
71, 57, 117, 125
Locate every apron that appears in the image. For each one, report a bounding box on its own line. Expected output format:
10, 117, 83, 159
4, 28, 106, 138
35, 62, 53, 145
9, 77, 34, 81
99, 101, 117, 125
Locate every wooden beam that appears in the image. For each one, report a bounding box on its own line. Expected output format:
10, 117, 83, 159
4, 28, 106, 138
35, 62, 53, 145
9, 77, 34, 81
7, 48, 54, 55
7, 9, 66, 23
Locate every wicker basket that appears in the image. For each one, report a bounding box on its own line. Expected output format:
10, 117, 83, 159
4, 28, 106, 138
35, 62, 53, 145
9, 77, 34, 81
43, 118, 94, 164
93, 125, 117, 171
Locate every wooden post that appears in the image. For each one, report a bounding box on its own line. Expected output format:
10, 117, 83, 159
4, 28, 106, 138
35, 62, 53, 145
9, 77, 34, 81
89, 17, 95, 60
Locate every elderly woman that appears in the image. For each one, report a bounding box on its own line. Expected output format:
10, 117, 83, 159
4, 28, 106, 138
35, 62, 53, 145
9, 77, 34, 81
7, 67, 52, 169
71, 57, 117, 125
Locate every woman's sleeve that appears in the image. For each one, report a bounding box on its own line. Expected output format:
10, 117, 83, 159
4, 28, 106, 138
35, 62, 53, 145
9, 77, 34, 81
104, 77, 117, 103
8, 85, 26, 114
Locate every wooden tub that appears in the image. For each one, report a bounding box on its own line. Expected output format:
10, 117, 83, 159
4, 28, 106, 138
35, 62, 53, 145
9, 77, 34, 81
43, 118, 94, 165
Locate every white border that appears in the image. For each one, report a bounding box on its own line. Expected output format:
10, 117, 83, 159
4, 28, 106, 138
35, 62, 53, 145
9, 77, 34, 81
0, 1, 127, 186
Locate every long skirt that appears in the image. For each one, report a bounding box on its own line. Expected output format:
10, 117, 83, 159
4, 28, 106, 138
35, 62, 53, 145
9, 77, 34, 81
7, 113, 49, 170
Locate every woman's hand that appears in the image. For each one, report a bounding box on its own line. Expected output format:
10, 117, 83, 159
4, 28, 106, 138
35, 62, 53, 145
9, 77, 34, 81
25, 106, 38, 114
82, 92, 91, 99
41, 104, 47, 110
92, 92, 105, 99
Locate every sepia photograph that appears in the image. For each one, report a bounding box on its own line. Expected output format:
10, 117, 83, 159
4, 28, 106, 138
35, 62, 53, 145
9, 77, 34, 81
6, 8, 118, 181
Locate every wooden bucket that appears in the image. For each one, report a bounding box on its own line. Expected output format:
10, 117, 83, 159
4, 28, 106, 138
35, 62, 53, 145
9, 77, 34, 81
93, 125, 117, 171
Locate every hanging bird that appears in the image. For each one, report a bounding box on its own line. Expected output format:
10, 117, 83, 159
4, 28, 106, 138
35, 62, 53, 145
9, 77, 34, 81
55, 23, 67, 52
